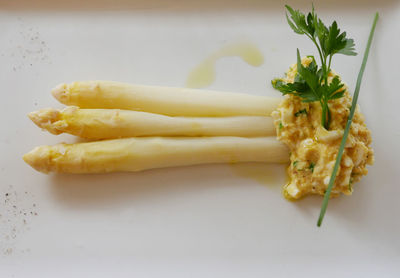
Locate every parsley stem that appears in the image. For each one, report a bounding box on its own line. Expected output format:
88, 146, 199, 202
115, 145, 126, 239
328, 55, 333, 74
312, 38, 325, 69
317, 12, 379, 227
327, 106, 332, 129
321, 101, 327, 128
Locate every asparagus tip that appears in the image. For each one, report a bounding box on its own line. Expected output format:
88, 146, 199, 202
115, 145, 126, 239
23, 146, 51, 174
51, 83, 68, 103
28, 108, 63, 135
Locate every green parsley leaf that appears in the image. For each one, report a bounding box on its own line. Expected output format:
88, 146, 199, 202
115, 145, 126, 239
271, 79, 309, 95
348, 177, 354, 191
294, 109, 308, 117
271, 55, 322, 104
325, 21, 357, 57
309, 162, 315, 173
285, 5, 317, 38
285, 5, 357, 62
296, 50, 320, 93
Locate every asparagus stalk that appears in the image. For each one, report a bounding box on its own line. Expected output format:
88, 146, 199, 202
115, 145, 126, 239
29, 107, 276, 139
23, 137, 289, 174
52, 81, 281, 117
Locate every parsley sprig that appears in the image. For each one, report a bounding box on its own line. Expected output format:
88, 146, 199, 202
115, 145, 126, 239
272, 5, 378, 226
272, 5, 357, 129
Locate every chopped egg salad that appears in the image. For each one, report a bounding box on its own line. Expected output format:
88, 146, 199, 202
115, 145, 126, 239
272, 58, 374, 200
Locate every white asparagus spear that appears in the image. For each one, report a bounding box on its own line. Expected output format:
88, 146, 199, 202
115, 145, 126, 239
28, 107, 276, 139
23, 137, 289, 174
52, 81, 281, 117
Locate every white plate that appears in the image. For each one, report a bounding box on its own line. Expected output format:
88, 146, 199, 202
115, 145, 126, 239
1, 0, 399, 277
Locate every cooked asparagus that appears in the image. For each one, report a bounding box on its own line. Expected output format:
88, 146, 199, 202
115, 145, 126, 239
52, 81, 281, 117
29, 107, 276, 139
23, 137, 289, 173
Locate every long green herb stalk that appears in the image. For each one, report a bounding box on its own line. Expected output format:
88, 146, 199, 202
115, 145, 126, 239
317, 13, 379, 227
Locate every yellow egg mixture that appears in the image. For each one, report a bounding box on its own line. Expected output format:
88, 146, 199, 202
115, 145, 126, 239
272, 58, 374, 200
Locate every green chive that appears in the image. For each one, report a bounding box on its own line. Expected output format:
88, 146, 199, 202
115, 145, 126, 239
317, 12, 379, 227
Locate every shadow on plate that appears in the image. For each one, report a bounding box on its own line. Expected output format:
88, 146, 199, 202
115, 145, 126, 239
290, 181, 371, 224
50, 163, 239, 208
50, 159, 372, 225
1, 0, 397, 12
